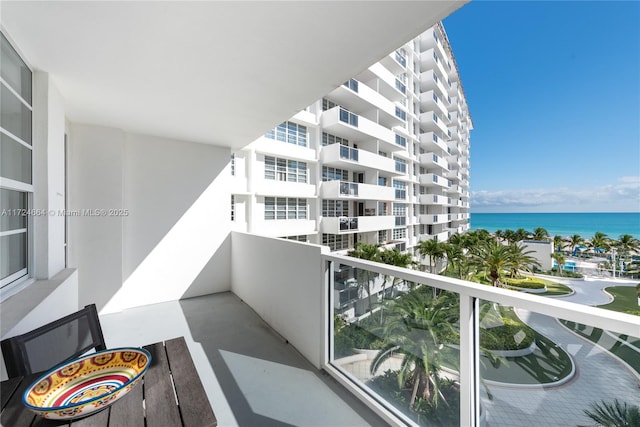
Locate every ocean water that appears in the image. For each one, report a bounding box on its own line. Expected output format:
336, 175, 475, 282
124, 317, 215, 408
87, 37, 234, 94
470, 212, 640, 239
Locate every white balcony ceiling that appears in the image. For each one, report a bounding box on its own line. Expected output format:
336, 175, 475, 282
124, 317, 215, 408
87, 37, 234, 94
1, 1, 465, 149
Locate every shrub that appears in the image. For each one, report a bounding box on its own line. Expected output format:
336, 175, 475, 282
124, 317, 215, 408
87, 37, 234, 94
481, 318, 535, 350
334, 322, 382, 357
369, 370, 460, 426
503, 277, 546, 289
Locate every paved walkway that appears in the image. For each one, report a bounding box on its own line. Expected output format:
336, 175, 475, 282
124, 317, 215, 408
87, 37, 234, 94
484, 277, 640, 427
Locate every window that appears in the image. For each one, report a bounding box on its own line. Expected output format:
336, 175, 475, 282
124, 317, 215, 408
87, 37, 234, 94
378, 230, 387, 244
1, 33, 32, 289
264, 197, 307, 220
230, 195, 235, 221
378, 176, 387, 186
392, 228, 406, 240
283, 235, 308, 242
343, 79, 358, 92
395, 134, 406, 147
264, 156, 307, 183
394, 157, 407, 173
322, 98, 338, 111
322, 200, 348, 217
395, 107, 406, 121
322, 166, 348, 182
322, 132, 348, 147
264, 121, 307, 147
322, 234, 349, 251
230, 153, 237, 175
392, 203, 406, 217
393, 180, 406, 200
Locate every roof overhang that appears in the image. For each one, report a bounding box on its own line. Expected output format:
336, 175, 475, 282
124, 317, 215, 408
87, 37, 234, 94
1, 1, 467, 149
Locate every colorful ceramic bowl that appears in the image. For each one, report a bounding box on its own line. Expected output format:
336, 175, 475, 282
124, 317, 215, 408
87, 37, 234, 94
23, 347, 151, 420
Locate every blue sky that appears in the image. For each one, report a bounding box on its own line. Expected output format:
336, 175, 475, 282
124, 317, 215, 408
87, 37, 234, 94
443, 1, 640, 213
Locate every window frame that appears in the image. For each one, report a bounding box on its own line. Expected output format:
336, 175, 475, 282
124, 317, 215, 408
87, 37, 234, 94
0, 31, 34, 293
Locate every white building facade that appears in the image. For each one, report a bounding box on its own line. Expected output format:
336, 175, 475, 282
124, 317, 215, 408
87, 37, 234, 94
231, 23, 473, 260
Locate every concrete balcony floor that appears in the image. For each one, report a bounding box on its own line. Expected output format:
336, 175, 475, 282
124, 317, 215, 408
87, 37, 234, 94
100, 292, 385, 426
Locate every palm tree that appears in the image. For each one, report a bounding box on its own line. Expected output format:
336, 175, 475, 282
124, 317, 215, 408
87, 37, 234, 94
567, 234, 584, 256
507, 243, 541, 278
514, 228, 530, 242
469, 239, 514, 287
443, 242, 469, 280
583, 399, 640, 427
379, 248, 415, 301
551, 252, 566, 276
615, 234, 640, 258
347, 243, 381, 314
589, 232, 610, 256
531, 227, 549, 241
418, 239, 445, 274
503, 229, 517, 245
553, 235, 565, 253
494, 229, 505, 243
370, 288, 458, 408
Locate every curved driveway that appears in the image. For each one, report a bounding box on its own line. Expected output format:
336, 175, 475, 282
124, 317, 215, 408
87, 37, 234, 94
484, 277, 640, 427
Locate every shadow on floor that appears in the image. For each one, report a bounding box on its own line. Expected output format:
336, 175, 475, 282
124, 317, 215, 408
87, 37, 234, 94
178, 292, 387, 426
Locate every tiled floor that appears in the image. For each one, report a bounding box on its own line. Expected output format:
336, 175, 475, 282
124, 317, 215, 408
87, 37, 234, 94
99, 292, 387, 426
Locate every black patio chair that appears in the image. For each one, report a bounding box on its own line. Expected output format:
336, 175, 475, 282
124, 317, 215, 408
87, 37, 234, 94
1, 304, 106, 378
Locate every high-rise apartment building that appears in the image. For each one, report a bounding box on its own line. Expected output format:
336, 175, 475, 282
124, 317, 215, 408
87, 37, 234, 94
230, 23, 472, 263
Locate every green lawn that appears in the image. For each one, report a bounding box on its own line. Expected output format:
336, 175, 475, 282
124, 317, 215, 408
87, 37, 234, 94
598, 286, 640, 314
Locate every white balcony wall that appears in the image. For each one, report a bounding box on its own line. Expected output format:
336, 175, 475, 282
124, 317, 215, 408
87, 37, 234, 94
420, 213, 449, 224
254, 138, 317, 162
320, 143, 396, 174
320, 215, 395, 234
419, 173, 449, 188
322, 107, 395, 146
320, 181, 395, 201
230, 232, 327, 368
253, 219, 317, 237
367, 63, 404, 101
419, 194, 448, 205
255, 180, 317, 199
68, 124, 232, 314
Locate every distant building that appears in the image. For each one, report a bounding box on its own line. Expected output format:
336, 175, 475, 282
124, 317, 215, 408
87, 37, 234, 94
230, 23, 473, 269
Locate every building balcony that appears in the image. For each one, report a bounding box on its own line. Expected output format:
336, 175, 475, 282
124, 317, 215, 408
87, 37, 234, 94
419, 194, 448, 205
327, 80, 403, 130
360, 63, 405, 102
419, 132, 449, 153
379, 50, 406, 75
419, 70, 449, 99
419, 90, 449, 118
320, 142, 397, 174
320, 180, 396, 201
419, 213, 450, 224
320, 215, 395, 234
419, 173, 449, 188
4, 232, 638, 427
420, 111, 450, 136
321, 106, 395, 146
419, 152, 449, 170
418, 230, 449, 242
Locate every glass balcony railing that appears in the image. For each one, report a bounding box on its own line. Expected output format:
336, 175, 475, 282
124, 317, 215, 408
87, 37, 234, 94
339, 144, 359, 161
338, 217, 358, 231
339, 181, 358, 196
325, 254, 640, 427
395, 51, 407, 68
339, 108, 359, 127
343, 79, 359, 93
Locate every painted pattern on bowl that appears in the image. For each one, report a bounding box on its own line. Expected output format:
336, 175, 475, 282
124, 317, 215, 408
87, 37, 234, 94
23, 347, 151, 420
